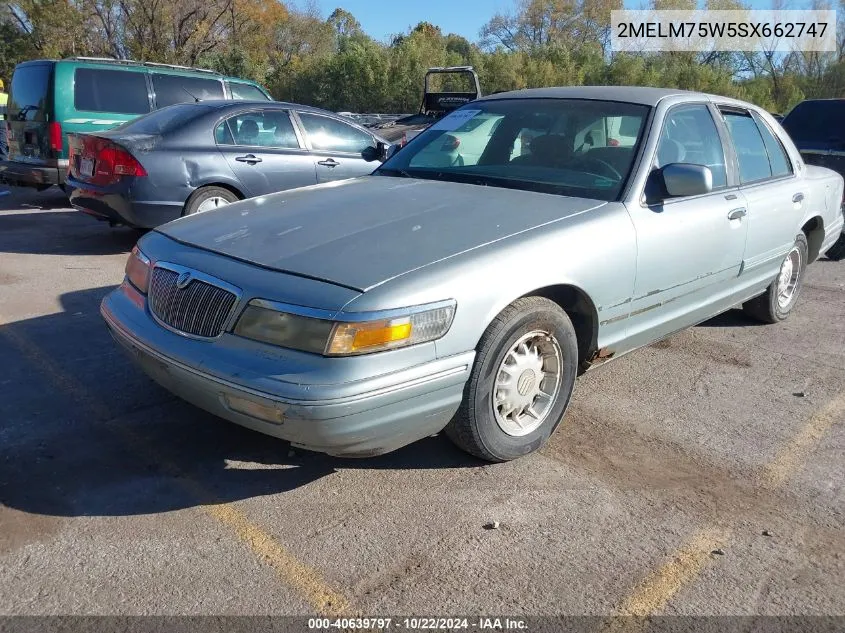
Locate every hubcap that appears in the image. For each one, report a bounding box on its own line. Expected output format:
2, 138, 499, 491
196, 196, 230, 213
776, 246, 801, 309
492, 331, 562, 437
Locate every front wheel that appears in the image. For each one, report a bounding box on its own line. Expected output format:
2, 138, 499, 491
445, 296, 578, 462
743, 233, 808, 323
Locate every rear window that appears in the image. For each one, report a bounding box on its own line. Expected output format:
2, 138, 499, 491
782, 101, 845, 144
229, 82, 269, 101
9, 63, 52, 121
153, 74, 225, 107
112, 103, 214, 135
74, 68, 150, 115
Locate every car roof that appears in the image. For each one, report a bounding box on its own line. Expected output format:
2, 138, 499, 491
197, 100, 343, 114
479, 86, 711, 106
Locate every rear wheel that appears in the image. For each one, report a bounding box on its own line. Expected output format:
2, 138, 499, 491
445, 296, 578, 462
743, 233, 808, 323
183, 186, 239, 216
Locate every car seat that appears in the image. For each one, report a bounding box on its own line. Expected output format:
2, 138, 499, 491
238, 119, 260, 145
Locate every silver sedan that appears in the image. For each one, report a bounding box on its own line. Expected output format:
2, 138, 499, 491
101, 86, 845, 461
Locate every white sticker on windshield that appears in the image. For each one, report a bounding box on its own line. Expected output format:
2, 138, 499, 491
430, 109, 482, 131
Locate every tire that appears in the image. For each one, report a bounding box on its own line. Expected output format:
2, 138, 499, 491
183, 186, 239, 216
743, 233, 809, 324
445, 296, 579, 462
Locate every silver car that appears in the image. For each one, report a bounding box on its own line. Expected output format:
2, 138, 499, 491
101, 86, 845, 462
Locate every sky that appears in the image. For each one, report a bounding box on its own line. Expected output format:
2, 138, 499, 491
300, 0, 818, 43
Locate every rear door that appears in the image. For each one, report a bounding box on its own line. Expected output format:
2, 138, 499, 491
720, 107, 801, 278
294, 111, 379, 182
215, 108, 317, 197
6, 62, 54, 166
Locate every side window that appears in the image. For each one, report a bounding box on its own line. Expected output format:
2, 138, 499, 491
74, 68, 150, 115
152, 74, 224, 108
656, 104, 727, 189
722, 111, 772, 184
753, 114, 792, 178
216, 111, 299, 149
297, 112, 375, 153
229, 82, 270, 101
215, 121, 234, 145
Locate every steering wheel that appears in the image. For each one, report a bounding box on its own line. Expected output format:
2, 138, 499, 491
579, 157, 622, 180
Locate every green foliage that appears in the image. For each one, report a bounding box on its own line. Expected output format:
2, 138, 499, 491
2, 0, 845, 115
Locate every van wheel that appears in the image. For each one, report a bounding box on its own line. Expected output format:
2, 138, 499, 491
743, 233, 808, 323
445, 297, 578, 462
183, 186, 239, 216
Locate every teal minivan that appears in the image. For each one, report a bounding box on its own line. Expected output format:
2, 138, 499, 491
0, 57, 272, 190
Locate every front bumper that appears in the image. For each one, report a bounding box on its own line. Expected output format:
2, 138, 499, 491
101, 283, 472, 457
0, 160, 66, 188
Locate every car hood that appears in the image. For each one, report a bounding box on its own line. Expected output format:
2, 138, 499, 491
157, 176, 605, 292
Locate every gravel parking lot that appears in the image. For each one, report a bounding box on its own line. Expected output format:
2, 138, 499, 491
1, 187, 843, 619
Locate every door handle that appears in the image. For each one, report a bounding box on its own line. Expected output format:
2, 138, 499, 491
317, 158, 339, 167
792, 192, 804, 203
235, 154, 262, 164
727, 207, 747, 220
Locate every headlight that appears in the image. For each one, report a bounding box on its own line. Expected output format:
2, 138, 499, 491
125, 246, 151, 293
234, 301, 455, 356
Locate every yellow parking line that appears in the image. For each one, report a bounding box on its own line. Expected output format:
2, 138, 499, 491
607, 391, 844, 621
0, 324, 351, 616
762, 393, 845, 489
615, 527, 731, 618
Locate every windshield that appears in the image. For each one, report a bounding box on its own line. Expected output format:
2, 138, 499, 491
111, 103, 214, 135
377, 98, 650, 201
782, 100, 845, 145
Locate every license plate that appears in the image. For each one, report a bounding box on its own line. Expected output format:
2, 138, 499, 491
79, 157, 94, 178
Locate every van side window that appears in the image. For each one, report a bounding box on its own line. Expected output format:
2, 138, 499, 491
229, 83, 269, 101
153, 74, 225, 108
74, 68, 150, 115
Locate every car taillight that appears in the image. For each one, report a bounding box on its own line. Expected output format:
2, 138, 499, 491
97, 144, 147, 177
48, 122, 62, 153
608, 138, 620, 147
72, 136, 147, 185
441, 134, 461, 151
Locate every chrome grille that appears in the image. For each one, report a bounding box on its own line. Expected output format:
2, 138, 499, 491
148, 267, 238, 338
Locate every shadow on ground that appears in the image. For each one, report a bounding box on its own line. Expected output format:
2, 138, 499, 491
0, 209, 143, 255
697, 307, 764, 328
0, 286, 480, 519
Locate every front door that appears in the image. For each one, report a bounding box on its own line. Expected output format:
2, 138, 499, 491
625, 103, 748, 346
294, 111, 380, 183
216, 109, 317, 197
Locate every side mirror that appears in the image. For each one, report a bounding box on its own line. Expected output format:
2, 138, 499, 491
661, 163, 713, 198
362, 144, 381, 162
363, 141, 396, 163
